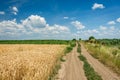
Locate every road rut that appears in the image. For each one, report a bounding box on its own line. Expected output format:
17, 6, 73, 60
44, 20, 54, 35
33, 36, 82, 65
81, 43, 120, 80
56, 46, 87, 80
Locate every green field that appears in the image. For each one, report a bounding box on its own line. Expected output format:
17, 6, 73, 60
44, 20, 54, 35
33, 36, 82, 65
0, 40, 70, 44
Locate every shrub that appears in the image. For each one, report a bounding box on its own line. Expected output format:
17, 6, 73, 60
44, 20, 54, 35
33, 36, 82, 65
112, 49, 118, 56
64, 46, 73, 54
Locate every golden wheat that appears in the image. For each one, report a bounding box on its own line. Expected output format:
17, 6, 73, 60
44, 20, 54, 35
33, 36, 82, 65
0, 44, 66, 80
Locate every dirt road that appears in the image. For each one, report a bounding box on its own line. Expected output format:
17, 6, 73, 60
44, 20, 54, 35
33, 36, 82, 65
56, 46, 87, 80
81, 43, 120, 80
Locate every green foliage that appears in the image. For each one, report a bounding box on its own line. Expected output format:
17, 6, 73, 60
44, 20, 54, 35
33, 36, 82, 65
84, 42, 120, 74
77, 42, 102, 80
0, 40, 70, 44
70, 41, 76, 47
72, 38, 76, 41
89, 36, 95, 40
49, 40, 76, 80
96, 39, 120, 46
79, 55, 102, 80
112, 49, 118, 56
77, 47, 81, 53
60, 57, 66, 62
78, 42, 81, 47
64, 46, 73, 54
79, 38, 81, 41
77, 41, 81, 53
79, 55, 86, 61
48, 61, 61, 80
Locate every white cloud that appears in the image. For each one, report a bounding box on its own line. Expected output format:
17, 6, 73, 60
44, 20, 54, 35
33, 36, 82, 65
21, 15, 47, 29
0, 15, 70, 39
92, 3, 105, 10
92, 29, 99, 33
1, 14, 119, 39
75, 26, 119, 39
107, 21, 116, 25
86, 29, 99, 34
0, 11, 5, 15
100, 26, 107, 30
110, 26, 115, 30
12, 12, 17, 15
116, 18, 120, 22
63, 16, 69, 19
71, 21, 85, 29
0, 19, 25, 36
44, 24, 70, 34
75, 29, 100, 39
12, 6, 18, 12
12, 6, 18, 15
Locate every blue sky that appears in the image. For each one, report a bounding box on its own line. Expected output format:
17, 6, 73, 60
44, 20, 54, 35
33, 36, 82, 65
0, 0, 120, 40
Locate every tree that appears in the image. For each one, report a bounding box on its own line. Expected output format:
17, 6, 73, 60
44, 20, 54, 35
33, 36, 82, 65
89, 36, 96, 43
79, 38, 81, 41
89, 36, 95, 40
72, 38, 76, 41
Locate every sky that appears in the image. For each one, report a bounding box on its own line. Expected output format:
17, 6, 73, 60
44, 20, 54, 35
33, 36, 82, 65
0, 0, 120, 40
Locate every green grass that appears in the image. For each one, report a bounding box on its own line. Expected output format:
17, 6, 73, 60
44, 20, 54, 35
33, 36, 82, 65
0, 40, 70, 44
64, 40, 76, 54
79, 55, 102, 80
84, 42, 120, 74
48, 60, 61, 80
64, 46, 73, 54
70, 40, 76, 47
77, 41, 81, 53
77, 42, 102, 80
49, 40, 76, 80
60, 57, 66, 62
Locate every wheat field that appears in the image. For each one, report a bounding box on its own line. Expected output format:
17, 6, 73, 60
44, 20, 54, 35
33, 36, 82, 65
0, 44, 66, 80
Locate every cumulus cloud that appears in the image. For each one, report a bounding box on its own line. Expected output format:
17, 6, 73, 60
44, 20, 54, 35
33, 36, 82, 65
100, 26, 107, 30
110, 26, 115, 30
71, 21, 85, 29
76, 25, 119, 39
12, 7, 18, 12
0, 19, 25, 36
92, 3, 105, 10
107, 21, 116, 25
12, 6, 18, 15
0, 15, 70, 39
116, 18, 120, 22
44, 24, 70, 34
21, 15, 47, 29
0, 11, 5, 15
92, 29, 99, 33
74, 29, 100, 39
63, 16, 69, 19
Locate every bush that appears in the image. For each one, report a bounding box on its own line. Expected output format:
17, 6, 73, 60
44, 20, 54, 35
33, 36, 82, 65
84, 42, 120, 75
112, 49, 118, 56
64, 46, 73, 54
77, 47, 81, 53
70, 41, 76, 47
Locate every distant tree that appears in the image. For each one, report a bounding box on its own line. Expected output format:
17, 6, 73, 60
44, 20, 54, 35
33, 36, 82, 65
72, 38, 76, 41
89, 36, 95, 40
89, 36, 96, 43
79, 38, 81, 41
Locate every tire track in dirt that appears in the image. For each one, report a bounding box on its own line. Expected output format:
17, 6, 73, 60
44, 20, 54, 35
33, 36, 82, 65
56, 45, 87, 80
81, 43, 120, 80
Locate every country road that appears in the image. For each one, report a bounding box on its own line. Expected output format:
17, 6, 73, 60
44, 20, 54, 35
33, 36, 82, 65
56, 45, 87, 80
81, 43, 120, 80
56, 43, 120, 80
